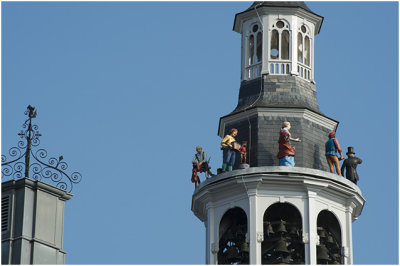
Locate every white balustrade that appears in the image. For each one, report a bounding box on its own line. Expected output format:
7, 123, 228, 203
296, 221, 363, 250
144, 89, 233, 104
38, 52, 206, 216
269, 61, 291, 75
246, 63, 262, 79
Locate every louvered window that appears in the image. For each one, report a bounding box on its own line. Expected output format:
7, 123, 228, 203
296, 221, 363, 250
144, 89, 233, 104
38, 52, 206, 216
2, 195, 10, 232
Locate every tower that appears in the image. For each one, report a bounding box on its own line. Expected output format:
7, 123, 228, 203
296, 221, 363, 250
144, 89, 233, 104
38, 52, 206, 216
192, 2, 365, 264
1, 105, 82, 264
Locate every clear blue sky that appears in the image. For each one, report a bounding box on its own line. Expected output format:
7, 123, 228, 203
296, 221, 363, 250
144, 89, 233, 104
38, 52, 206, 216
2, 1, 398, 264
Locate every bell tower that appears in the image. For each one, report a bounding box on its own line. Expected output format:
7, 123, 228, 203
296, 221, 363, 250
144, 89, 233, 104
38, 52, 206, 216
192, 2, 365, 265
219, 1, 336, 169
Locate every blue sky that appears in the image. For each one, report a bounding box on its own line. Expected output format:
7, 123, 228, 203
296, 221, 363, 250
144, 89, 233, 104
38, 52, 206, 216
1, 1, 398, 264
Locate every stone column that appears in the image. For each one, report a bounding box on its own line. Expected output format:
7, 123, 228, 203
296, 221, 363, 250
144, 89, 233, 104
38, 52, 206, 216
304, 191, 318, 264
206, 203, 218, 264
248, 189, 262, 264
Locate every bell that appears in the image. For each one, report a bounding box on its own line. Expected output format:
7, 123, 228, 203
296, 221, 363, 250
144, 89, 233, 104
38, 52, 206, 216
241, 242, 249, 253
289, 226, 299, 237
317, 244, 330, 262
331, 252, 341, 262
274, 237, 289, 255
276, 220, 287, 234
265, 221, 274, 236
225, 246, 240, 262
317, 227, 327, 238
326, 234, 335, 245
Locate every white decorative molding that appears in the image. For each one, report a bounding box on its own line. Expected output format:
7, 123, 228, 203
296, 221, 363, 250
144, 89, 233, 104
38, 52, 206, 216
211, 243, 219, 254
257, 232, 264, 242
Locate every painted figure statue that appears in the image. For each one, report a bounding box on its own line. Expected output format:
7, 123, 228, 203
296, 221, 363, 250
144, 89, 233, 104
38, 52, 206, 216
191, 145, 215, 188
325, 132, 344, 176
277, 122, 301, 166
239, 141, 248, 164
221, 128, 238, 172
341, 147, 362, 184
239, 141, 250, 169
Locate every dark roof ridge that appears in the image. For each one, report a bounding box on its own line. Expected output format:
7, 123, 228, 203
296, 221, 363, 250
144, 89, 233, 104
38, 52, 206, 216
247, 1, 313, 13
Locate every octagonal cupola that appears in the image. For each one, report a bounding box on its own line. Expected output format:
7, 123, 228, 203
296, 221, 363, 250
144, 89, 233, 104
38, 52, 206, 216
234, 1, 323, 82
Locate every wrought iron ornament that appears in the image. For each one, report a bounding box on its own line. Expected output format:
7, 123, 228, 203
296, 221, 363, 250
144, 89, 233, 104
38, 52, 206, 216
1, 105, 82, 193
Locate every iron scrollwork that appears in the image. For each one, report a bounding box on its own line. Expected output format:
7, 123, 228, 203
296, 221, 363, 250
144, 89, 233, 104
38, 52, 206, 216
1, 105, 82, 193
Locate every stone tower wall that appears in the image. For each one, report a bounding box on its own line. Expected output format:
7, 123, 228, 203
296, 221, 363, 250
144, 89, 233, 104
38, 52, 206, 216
222, 108, 337, 170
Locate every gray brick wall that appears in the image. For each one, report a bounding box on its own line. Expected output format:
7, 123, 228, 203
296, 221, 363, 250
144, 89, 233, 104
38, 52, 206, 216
234, 75, 321, 114
221, 111, 335, 171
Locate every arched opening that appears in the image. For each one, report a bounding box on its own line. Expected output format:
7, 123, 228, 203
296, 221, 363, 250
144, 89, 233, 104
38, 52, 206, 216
316, 210, 342, 264
262, 203, 304, 264
269, 20, 291, 76
218, 207, 249, 264
297, 24, 312, 81
246, 23, 262, 80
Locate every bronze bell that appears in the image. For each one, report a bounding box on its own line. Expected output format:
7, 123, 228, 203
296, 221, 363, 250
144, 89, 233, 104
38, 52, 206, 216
241, 242, 249, 253
317, 244, 330, 262
274, 237, 289, 255
289, 226, 299, 237
331, 252, 341, 263
265, 221, 274, 236
226, 246, 240, 262
276, 220, 287, 234
326, 234, 335, 245
317, 227, 327, 238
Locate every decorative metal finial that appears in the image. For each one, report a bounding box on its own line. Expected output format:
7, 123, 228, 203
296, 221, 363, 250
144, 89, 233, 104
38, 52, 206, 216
1, 105, 82, 193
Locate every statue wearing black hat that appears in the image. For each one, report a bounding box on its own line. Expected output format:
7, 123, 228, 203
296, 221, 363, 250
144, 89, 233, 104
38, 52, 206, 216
341, 147, 362, 184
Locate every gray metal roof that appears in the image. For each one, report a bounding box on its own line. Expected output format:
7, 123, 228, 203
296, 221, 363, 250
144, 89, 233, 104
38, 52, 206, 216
246, 1, 313, 13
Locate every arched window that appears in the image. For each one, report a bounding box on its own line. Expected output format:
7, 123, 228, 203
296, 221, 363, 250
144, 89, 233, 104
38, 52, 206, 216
297, 24, 312, 80
269, 20, 291, 75
270, 20, 290, 61
316, 210, 342, 264
218, 207, 249, 264
297, 25, 311, 66
246, 23, 262, 79
262, 203, 304, 264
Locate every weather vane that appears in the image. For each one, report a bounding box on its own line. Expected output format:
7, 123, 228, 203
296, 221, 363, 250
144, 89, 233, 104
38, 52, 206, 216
1, 105, 82, 193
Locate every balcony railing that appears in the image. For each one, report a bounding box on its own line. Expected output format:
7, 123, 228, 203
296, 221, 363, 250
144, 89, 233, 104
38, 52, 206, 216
246, 63, 262, 80
245, 61, 312, 81
269, 60, 291, 75
298, 63, 312, 81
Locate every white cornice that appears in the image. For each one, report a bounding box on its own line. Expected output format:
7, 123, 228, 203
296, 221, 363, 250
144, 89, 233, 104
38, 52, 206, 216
192, 166, 365, 222
234, 7, 323, 34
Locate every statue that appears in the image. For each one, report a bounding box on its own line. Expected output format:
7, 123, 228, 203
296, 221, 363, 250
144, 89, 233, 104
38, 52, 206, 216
221, 128, 239, 172
239, 141, 249, 169
341, 147, 362, 184
325, 132, 344, 176
277, 122, 300, 166
191, 146, 215, 188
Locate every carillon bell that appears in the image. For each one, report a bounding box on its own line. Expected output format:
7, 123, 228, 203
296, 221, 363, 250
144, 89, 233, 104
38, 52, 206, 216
317, 244, 330, 262
225, 246, 240, 262
289, 226, 299, 237
274, 237, 289, 255
276, 220, 287, 234
326, 234, 335, 246
241, 242, 249, 253
331, 253, 341, 264
317, 227, 327, 238
265, 221, 274, 236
